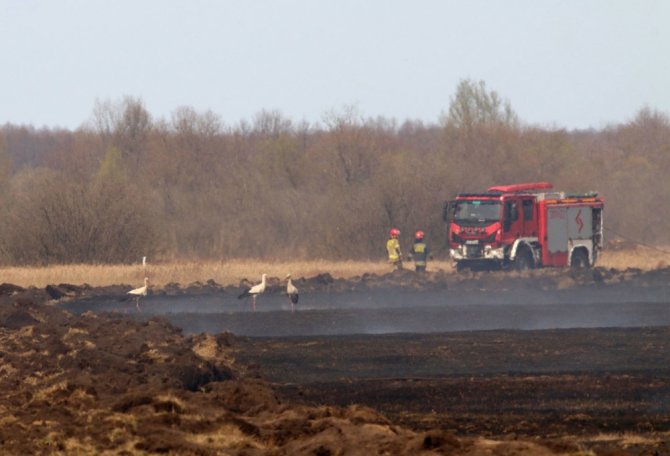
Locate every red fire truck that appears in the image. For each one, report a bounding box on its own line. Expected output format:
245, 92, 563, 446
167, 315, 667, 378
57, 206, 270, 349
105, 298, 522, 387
445, 182, 604, 271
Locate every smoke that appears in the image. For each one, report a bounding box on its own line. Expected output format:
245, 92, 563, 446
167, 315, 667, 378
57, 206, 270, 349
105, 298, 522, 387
65, 285, 670, 336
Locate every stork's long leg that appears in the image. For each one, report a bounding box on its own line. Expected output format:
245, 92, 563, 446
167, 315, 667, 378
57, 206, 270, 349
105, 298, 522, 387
252, 295, 256, 312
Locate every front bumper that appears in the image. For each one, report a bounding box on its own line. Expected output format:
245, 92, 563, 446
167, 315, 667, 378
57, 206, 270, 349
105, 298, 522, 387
450, 244, 505, 261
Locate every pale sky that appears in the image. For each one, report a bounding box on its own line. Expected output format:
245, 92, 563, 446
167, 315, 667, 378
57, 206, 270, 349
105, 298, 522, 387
1, 0, 669, 130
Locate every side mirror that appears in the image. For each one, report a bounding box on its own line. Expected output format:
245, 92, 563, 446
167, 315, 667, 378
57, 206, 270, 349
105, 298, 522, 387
503, 201, 512, 232
443, 201, 454, 222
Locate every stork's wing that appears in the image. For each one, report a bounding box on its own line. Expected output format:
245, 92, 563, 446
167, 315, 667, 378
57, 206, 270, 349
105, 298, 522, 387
249, 283, 265, 294
238, 288, 251, 299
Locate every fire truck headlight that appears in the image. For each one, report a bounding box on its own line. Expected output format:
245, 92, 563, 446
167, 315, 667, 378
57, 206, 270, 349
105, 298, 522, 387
483, 232, 497, 244
452, 233, 466, 244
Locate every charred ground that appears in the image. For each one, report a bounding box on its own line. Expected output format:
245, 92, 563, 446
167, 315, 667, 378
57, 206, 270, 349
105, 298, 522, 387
1, 266, 670, 454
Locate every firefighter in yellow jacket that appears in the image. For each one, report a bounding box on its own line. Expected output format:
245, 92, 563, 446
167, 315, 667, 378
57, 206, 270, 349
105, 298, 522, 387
409, 230, 430, 272
386, 228, 403, 270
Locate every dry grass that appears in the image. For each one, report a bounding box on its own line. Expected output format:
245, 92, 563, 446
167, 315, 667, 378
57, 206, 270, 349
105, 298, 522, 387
588, 432, 663, 446
0, 247, 668, 288
0, 259, 456, 288
598, 246, 670, 270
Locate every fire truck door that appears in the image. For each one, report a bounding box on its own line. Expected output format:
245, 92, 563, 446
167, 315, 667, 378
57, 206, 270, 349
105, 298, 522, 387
502, 199, 522, 237
521, 198, 536, 236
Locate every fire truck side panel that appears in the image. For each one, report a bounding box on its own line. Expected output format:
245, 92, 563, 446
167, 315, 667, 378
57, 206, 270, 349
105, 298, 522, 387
547, 206, 568, 252
541, 202, 597, 267
567, 206, 592, 239
543, 205, 568, 266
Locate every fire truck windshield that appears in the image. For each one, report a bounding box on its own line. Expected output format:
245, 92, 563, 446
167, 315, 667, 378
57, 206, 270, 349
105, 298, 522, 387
454, 200, 501, 223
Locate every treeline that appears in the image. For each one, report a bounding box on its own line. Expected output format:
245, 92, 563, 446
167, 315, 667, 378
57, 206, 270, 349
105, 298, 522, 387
1, 80, 669, 265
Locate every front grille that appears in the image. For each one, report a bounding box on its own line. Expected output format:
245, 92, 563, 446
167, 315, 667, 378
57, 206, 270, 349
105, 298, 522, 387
465, 245, 482, 258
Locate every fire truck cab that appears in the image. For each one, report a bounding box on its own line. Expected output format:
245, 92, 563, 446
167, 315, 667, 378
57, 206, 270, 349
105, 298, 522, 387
445, 182, 604, 271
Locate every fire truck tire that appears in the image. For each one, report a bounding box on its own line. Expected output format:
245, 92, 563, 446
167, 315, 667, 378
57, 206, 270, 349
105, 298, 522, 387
570, 249, 590, 269
514, 247, 534, 271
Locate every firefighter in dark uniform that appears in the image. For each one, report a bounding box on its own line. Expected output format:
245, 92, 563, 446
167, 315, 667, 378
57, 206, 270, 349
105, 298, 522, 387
409, 230, 430, 272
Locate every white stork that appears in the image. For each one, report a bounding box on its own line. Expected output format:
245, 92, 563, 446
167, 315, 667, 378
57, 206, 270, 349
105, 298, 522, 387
238, 274, 267, 312
127, 277, 149, 312
286, 274, 299, 313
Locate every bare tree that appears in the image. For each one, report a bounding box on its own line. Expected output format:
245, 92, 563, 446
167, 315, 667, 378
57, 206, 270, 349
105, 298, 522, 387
443, 79, 519, 130
0, 168, 160, 264
88, 96, 152, 166
252, 109, 292, 138
321, 106, 379, 185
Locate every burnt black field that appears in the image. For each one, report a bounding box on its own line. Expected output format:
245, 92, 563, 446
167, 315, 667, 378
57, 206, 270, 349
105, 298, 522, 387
63, 278, 670, 337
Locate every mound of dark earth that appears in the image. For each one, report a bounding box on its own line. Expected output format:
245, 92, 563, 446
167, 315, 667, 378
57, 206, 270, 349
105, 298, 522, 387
35, 265, 670, 303
0, 286, 580, 455
1, 267, 670, 454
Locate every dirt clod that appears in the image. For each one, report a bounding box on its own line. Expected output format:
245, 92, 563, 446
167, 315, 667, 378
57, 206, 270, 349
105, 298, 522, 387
1, 268, 670, 454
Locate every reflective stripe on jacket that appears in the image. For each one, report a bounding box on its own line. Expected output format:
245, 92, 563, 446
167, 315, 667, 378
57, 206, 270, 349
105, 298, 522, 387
411, 242, 429, 266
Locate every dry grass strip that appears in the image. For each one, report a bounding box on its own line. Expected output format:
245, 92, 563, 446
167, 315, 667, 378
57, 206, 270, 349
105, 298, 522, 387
0, 247, 668, 288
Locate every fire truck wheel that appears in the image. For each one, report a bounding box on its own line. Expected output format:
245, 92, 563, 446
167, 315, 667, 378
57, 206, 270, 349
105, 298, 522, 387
570, 249, 590, 269
514, 248, 534, 271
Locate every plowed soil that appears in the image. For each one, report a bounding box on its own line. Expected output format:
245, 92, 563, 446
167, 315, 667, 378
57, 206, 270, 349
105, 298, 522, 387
2, 266, 670, 454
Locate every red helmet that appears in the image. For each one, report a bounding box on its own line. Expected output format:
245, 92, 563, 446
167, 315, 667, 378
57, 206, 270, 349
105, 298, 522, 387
415, 230, 424, 240
390, 228, 400, 237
